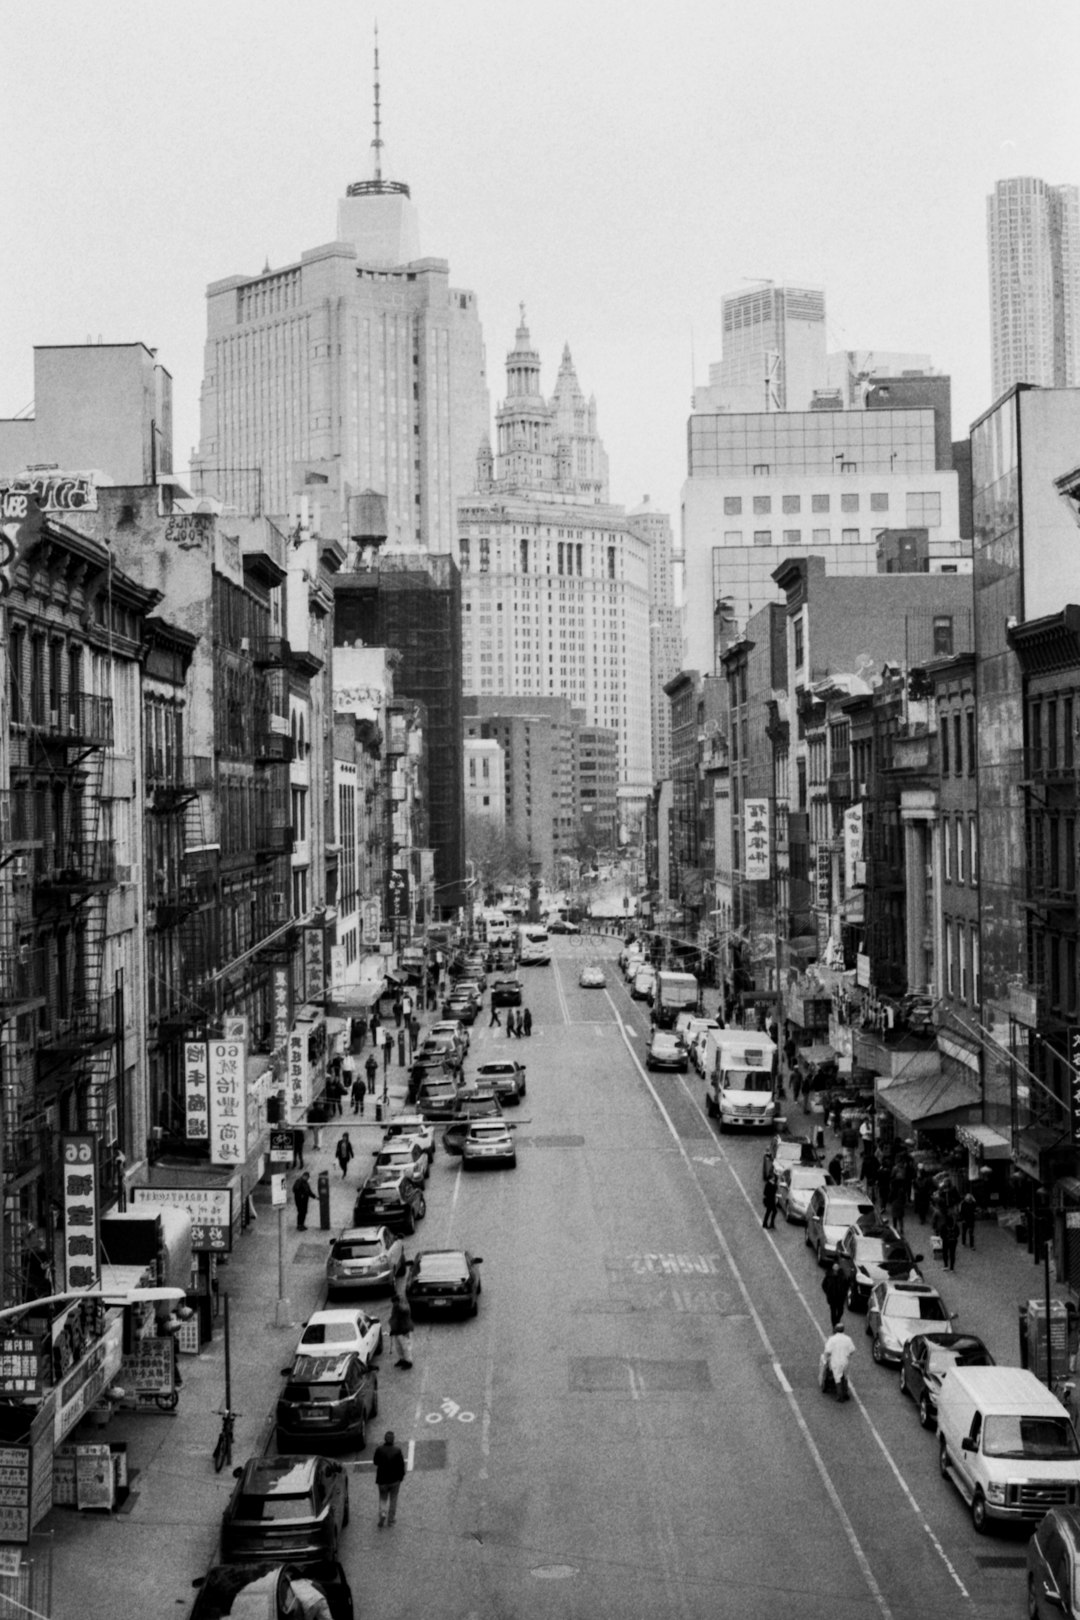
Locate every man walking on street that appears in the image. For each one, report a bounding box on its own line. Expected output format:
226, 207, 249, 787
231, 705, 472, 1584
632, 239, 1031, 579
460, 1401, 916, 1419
389, 1293, 414, 1368
762, 1164, 779, 1228
373, 1430, 406, 1528
940, 1204, 960, 1271
291, 1125, 306, 1170
489, 1001, 502, 1029
334, 1131, 355, 1179
821, 1326, 856, 1401
822, 1261, 848, 1330
381, 1025, 393, 1073
292, 1171, 313, 1230
523, 1007, 532, 1036
365, 1053, 379, 1099
351, 1073, 367, 1115
959, 1190, 978, 1248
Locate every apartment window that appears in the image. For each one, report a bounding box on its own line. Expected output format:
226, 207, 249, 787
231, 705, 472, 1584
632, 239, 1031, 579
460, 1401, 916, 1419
607, 547, 616, 578
907, 491, 942, 528
479, 537, 490, 572
841, 528, 859, 544
8, 625, 24, 724
753, 530, 773, 547
724, 531, 743, 545
793, 616, 805, 668
841, 493, 859, 513
870, 492, 889, 512
969, 815, 979, 885
971, 927, 981, 1005
941, 712, 950, 775
753, 495, 772, 516
954, 713, 963, 777
944, 817, 952, 879
966, 708, 976, 774
1065, 698, 1074, 768
812, 494, 830, 514
812, 528, 830, 545
782, 494, 801, 514
959, 927, 968, 1001
458, 537, 470, 571
752, 463, 770, 476
946, 921, 955, 995
956, 816, 965, 882
520, 538, 528, 573
724, 496, 742, 516
840, 461, 857, 474
783, 529, 801, 546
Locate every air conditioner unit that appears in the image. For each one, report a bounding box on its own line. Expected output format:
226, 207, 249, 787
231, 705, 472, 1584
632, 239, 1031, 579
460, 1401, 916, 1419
49, 710, 60, 732
240, 637, 250, 653
11, 857, 28, 880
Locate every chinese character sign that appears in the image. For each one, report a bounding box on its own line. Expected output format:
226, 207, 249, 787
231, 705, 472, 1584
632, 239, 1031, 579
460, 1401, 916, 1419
184, 1041, 209, 1142
305, 929, 324, 1003
287, 1027, 310, 1123
61, 1135, 99, 1293
273, 967, 290, 1047
816, 846, 832, 910
743, 800, 771, 881
386, 869, 410, 925
208, 1041, 247, 1167
843, 804, 864, 891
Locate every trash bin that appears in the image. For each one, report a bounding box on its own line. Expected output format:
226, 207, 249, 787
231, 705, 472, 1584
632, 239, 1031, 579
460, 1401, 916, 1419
317, 1170, 331, 1231
374, 1101, 383, 1124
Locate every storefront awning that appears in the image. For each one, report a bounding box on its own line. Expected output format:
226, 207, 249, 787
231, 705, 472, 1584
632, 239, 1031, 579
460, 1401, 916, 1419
956, 1123, 1011, 1161
876, 1072, 980, 1130
797, 1044, 838, 1067
325, 981, 386, 1012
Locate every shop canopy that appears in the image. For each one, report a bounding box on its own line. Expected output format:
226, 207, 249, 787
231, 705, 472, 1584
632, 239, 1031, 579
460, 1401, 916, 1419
797, 1044, 838, 1067
876, 1072, 980, 1131
956, 1123, 1011, 1162
326, 980, 386, 1013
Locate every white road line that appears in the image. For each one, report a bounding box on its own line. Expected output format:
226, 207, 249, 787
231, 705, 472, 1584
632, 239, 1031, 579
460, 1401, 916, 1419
773, 1361, 793, 1394
612, 1004, 896, 1620
552, 955, 573, 1025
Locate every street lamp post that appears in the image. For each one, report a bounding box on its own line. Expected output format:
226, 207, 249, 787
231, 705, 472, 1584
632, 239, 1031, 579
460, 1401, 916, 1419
0, 1285, 186, 1327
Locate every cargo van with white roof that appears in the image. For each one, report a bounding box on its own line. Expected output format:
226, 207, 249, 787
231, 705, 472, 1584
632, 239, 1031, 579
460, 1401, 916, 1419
937, 1364, 1080, 1532
704, 1030, 778, 1131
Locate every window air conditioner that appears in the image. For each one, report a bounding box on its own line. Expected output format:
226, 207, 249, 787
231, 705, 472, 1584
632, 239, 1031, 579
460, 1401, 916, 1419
240, 637, 250, 652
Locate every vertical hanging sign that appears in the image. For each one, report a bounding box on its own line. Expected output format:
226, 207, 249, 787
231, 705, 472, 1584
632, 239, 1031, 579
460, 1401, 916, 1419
743, 799, 771, 881
287, 1027, 309, 1123
60, 1135, 100, 1293
843, 805, 864, 890
208, 1039, 247, 1167
273, 967, 290, 1047
183, 1041, 209, 1143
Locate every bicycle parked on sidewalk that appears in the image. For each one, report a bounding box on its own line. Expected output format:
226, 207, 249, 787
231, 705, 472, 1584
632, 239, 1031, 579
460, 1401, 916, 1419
212, 1406, 240, 1473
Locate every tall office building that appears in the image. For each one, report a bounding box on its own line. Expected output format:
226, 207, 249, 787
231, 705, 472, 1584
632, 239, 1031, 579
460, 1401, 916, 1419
457, 314, 652, 803
192, 65, 489, 547
627, 496, 680, 781
987, 176, 1080, 398
705, 285, 827, 414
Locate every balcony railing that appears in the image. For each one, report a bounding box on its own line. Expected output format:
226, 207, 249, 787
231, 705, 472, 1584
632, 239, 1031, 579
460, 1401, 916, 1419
33, 840, 117, 890
255, 733, 294, 766
41, 993, 116, 1048
23, 692, 114, 749
1022, 747, 1080, 784
0, 944, 47, 1017
250, 635, 291, 669
147, 754, 215, 809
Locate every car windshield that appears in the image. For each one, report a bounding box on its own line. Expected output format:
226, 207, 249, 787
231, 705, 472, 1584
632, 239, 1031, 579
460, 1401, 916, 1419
417, 1256, 469, 1280
827, 1200, 871, 1223
301, 1322, 359, 1345
858, 1239, 904, 1264
789, 1169, 826, 1189
236, 1493, 316, 1521
983, 1416, 1080, 1460
726, 1070, 772, 1092
284, 1381, 349, 1403
470, 1125, 508, 1139
883, 1293, 948, 1320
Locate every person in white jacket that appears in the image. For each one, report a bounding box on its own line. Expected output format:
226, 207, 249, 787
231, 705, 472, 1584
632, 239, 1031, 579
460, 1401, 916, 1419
821, 1328, 855, 1401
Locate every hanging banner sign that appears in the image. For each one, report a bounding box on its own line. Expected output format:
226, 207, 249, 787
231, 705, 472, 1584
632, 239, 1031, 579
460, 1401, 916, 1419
287, 1026, 310, 1123
60, 1135, 100, 1293
843, 804, 864, 891
273, 967, 290, 1047
208, 1040, 247, 1166
744, 799, 771, 881
183, 1041, 209, 1143
816, 845, 832, 910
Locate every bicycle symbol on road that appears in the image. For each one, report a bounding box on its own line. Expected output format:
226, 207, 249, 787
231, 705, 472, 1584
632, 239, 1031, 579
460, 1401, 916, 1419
425, 1397, 476, 1425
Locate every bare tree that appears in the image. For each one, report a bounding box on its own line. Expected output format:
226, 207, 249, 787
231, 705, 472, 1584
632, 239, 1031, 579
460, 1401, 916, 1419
465, 815, 532, 903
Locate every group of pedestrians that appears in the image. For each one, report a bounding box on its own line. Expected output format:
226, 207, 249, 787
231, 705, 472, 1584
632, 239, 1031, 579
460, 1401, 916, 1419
488, 1004, 532, 1036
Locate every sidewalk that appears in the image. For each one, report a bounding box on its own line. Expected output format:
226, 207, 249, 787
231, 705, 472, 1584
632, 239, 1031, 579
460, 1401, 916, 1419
44, 1051, 417, 1620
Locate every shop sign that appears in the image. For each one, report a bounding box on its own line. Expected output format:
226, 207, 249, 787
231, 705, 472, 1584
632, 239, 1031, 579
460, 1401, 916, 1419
305, 928, 324, 1002
843, 805, 863, 890
856, 952, 871, 989
330, 945, 346, 989
223, 1014, 249, 1044
208, 1040, 247, 1167
816, 846, 831, 910
273, 967, 290, 1046
130, 1185, 233, 1253
0, 1333, 44, 1398
1072, 1027, 1080, 1145
287, 1026, 310, 1122
75, 1443, 115, 1511
744, 800, 770, 881
183, 1040, 209, 1143
54, 1316, 123, 1443
60, 1135, 100, 1293
117, 1338, 175, 1400
387, 869, 410, 924
0, 1446, 31, 1543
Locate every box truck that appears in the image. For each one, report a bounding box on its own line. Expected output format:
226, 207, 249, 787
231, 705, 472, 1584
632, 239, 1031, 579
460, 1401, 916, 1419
704, 1029, 778, 1131
652, 971, 701, 1029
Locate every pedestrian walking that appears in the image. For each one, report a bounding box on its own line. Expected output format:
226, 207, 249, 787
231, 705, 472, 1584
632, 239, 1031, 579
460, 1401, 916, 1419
522, 1007, 532, 1036
913, 1167, 933, 1224
397, 1029, 407, 1066
876, 1161, 893, 1213
392, 995, 403, 1028
355, 1013, 368, 1051
409, 1013, 421, 1048
939, 1203, 959, 1271
489, 1002, 502, 1029
291, 1125, 306, 1169
402, 992, 413, 1020
381, 1026, 393, 1073
861, 1144, 879, 1191
370, 1006, 381, 1036
822, 1261, 848, 1329
334, 1132, 355, 1179
889, 1179, 907, 1237
364, 1053, 379, 1096
959, 1189, 978, 1248
820, 1327, 855, 1402
351, 1074, 367, 1116
292, 1170, 313, 1229
407, 1061, 425, 1106
373, 1430, 406, 1528
827, 1152, 843, 1186
389, 1294, 414, 1368
762, 1148, 774, 1185
762, 1167, 779, 1229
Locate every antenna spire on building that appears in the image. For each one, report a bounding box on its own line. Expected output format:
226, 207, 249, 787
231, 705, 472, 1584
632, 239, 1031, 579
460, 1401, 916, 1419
345, 19, 410, 199
372, 21, 383, 183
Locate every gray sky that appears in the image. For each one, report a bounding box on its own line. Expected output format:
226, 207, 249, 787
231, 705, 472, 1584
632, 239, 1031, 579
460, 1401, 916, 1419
3, 0, 1079, 522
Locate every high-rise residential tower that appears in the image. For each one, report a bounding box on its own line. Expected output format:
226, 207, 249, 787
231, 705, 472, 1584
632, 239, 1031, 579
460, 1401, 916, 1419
456, 314, 652, 806
987, 176, 1080, 398
192, 52, 489, 547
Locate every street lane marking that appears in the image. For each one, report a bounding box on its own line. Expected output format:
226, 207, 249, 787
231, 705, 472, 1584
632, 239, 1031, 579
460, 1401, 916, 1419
612, 1004, 895, 1620
773, 1362, 793, 1395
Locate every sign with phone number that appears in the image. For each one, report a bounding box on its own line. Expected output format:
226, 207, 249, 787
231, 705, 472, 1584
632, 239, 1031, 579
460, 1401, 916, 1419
130, 1186, 233, 1253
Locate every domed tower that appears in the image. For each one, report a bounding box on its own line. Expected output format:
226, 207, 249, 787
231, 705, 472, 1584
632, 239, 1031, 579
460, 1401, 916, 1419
494, 306, 556, 491
476, 435, 494, 493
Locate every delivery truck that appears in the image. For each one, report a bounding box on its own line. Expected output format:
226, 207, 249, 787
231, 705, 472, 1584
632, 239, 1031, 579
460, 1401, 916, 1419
651, 970, 701, 1029
703, 1029, 778, 1131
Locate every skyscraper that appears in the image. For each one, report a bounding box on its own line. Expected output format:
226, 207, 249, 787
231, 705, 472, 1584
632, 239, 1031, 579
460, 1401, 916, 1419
192, 50, 489, 546
627, 496, 680, 781
987, 176, 1080, 398
706, 284, 827, 413
456, 313, 652, 804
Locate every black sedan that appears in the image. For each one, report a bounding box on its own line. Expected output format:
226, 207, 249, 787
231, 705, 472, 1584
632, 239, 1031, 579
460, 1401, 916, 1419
442, 993, 478, 1025
646, 1030, 687, 1072
834, 1227, 923, 1311
898, 1331, 995, 1429
404, 1249, 483, 1317
189, 1559, 355, 1620
352, 1169, 426, 1233
220, 1455, 349, 1565
275, 1350, 378, 1451
490, 977, 523, 1007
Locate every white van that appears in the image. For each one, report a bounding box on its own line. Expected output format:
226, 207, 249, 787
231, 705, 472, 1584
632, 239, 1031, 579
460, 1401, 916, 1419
703, 1030, 778, 1131
937, 1364, 1080, 1532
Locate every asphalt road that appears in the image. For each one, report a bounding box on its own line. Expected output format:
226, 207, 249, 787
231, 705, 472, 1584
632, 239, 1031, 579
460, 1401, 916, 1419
343, 937, 1028, 1620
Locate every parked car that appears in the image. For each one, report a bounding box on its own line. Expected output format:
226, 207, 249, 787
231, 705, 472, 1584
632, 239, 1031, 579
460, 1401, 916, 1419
805, 1187, 879, 1266
379, 1113, 436, 1161
835, 1227, 923, 1310
352, 1169, 427, 1233
429, 1019, 469, 1056
473, 1058, 526, 1104
1027, 1506, 1080, 1618
462, 1121, 517, 1170
776, 1165, 833, 1224
865, 1279, 954, 1364
899, 1331, 995, 1429
404, 1249, 483, 1317
325, 1226, 405, 1299
415, 1034, 463, 1074
455, 979, 485, 1007
460, 959, 488, 990
578, 963, 607, 989
646, 1030, 687, 1072
220, 1456, 350, 1565
295, 1308, 382, 1364
490, 977, 523, 1007
371, 1140, 430, 1183
442, 992, 478, 1025
442, 1094, 504, 1155
547, 917, 580, 934
631, 966, 657, 1002
189, 1560, 355, 1620
769, 1131, 819, 1178
415, 1080, 460, 1121
275, 1350, 378, 1450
